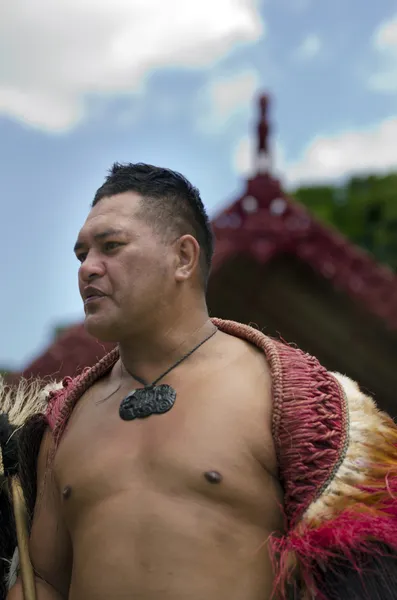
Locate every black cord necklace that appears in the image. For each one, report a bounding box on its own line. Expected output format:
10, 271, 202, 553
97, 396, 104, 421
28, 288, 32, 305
119, 326, 218, 421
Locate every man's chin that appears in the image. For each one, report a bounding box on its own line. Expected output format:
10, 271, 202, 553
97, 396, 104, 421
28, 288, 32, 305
84, 315, 119, 343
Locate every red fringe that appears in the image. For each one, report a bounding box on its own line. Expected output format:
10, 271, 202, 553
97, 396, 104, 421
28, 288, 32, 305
271, 474, 397, 599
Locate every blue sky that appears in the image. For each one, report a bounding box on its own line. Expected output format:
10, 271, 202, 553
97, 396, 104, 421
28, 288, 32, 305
1, 0, 396, 368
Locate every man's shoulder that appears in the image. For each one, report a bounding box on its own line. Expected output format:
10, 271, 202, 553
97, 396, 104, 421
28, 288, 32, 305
212, 317, 317, 376
47, 347, 120, 437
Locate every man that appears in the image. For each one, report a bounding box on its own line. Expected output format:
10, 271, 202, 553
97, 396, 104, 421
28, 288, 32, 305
6, 163, 397, 599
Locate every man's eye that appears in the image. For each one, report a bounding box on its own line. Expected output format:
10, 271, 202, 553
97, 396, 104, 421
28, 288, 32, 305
104, 242, 120, 251
77, 253, 87, 263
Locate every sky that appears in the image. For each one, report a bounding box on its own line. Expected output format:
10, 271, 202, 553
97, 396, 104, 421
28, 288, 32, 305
1, 0, 397, 369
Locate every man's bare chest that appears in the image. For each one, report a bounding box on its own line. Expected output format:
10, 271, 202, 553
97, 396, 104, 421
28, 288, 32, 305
53, 369, 276, 528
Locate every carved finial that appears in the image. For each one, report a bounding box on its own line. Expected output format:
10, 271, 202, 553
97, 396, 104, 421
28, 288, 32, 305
257, 94, 271, 174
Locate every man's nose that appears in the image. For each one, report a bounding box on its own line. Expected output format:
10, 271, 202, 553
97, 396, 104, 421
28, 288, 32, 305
79, 252, 105, 282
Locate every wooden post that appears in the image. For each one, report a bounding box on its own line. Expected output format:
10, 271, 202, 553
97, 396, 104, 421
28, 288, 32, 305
10, 477, 37, 600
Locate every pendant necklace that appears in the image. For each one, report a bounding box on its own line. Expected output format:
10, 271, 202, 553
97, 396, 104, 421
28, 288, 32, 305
119, 326, 218, 421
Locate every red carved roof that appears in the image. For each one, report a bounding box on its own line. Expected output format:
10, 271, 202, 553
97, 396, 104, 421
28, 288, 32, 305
9, 93, 397, 382
211, 94, 397, 331
212, 173, 397, 330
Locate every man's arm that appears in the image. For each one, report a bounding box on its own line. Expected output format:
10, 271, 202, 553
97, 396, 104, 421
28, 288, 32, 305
7, 429, 72, 599
7, 578, 64, 600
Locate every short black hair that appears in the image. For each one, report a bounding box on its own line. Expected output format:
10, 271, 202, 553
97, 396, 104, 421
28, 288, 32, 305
93, 163, 214, 286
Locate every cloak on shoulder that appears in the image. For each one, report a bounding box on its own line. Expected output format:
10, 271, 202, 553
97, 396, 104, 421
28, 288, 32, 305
2, 319, 397, 599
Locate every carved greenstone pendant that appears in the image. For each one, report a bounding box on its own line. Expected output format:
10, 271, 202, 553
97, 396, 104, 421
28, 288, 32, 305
119, 384, 176, 421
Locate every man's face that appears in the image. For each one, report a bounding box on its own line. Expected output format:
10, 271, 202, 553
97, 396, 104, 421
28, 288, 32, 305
74, 192, 174, 341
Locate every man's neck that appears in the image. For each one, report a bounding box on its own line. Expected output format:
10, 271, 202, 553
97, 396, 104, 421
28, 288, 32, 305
117, 312, 215, 385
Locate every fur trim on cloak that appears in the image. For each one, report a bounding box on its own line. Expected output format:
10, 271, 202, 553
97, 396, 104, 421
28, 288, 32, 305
0, 376, 61, 596
271, 372, 397, 599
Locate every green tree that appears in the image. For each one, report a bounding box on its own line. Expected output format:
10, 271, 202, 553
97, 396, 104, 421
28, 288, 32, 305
292, 172, 397, 271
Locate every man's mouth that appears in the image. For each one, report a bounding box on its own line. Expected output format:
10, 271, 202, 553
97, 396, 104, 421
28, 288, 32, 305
83, 286, 107, 304
84, 294, 105, 304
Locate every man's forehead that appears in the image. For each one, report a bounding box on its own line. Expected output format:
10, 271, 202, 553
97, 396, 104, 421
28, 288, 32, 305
77, 216, 128, 241
90, 192, 142, 219
74, 219, 131, 252
78, 194, 142, 236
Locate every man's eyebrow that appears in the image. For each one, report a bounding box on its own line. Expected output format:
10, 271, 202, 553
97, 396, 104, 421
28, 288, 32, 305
73, 228, 125, 253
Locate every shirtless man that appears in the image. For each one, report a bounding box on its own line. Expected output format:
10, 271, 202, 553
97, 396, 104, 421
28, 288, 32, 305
8, 163, 284, 600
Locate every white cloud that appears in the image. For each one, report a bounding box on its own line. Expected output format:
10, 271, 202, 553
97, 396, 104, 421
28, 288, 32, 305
294, 34, 322, 61
369, 13, 397, 93
234, 117, 397, 188
0, 0, 264, 132
234, 135, 254, 176
196, 69, 260, 133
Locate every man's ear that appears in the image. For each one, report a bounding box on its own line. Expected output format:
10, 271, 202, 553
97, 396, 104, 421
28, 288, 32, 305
174, 234, 201, 282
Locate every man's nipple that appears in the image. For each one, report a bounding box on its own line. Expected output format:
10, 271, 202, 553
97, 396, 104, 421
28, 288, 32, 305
62, 485, 72, 499
204, 471, 223, 484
